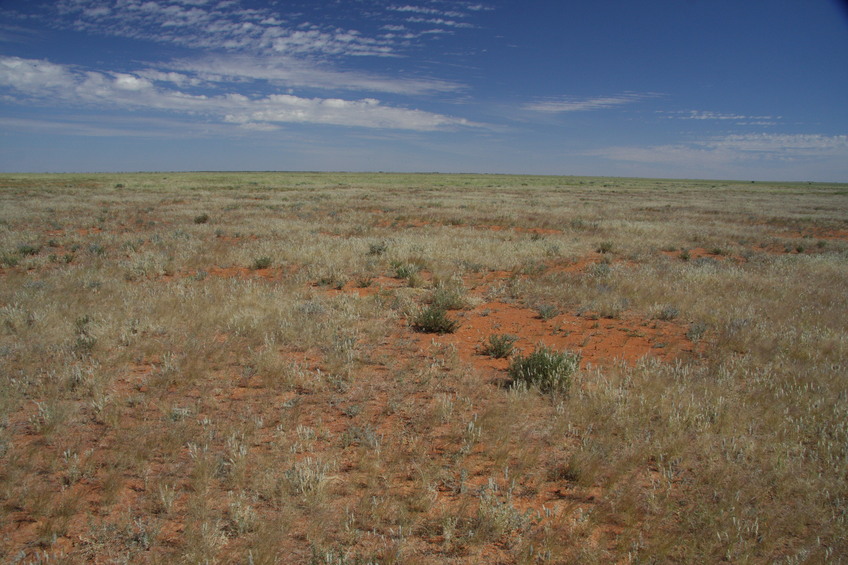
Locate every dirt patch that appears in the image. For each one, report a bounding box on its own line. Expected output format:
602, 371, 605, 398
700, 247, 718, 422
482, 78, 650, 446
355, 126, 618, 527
413, 301, 698, 375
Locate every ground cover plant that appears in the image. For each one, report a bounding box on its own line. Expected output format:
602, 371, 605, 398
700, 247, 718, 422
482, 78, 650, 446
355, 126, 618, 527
0, 172, 846, 563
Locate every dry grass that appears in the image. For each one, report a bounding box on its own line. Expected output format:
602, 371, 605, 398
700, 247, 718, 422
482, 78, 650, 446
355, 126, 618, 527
0, 172, 846, 563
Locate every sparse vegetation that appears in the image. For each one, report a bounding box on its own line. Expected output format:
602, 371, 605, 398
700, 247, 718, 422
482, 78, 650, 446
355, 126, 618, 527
0, 172, 846, 563
481, 333, 518, 358
250, 256, 272, 270
507, 344, 580, 393
429, 281, 468, 310
412, 304, 458, 334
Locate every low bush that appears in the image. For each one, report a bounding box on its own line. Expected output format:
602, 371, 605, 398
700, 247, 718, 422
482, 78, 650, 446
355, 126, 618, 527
508, 344, 580, 393
481, 334, 518, 358
412, 305, 458, 334
251, 257, 272, 270
430, 282, 467, 310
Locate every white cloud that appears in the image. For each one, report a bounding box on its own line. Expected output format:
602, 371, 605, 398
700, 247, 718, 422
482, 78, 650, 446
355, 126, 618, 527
703, 133, 847, 155
0, 56, 75, 91
523, 94, 647, 113
113, 73, 154, 90
388, 5, 467, 18
659, 110, 781, 123
588, 134, 848, 167
164, 55, 463, 95
53, 0, 401, 57
0, 55, 479, 132
405, 17, 474, 29
223, 94, 476, 131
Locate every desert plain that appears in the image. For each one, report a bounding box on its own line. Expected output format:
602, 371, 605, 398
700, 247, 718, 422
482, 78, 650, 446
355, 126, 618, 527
0, 172, 846, 563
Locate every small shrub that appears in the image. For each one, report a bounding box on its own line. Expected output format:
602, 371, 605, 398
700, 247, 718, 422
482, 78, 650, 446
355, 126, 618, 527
317, 273, 345, 289
597, 241, 613, 254
412, 305, 458, 334
88, 243, 106, 256
481, 334, 518, 358
534, 303, 559, 320
656, 305, 679, 321
0, 253, 19, 267
193, 213, 210, 224
686, 321, 707, 342
392, 261, 419, 280
251, 257, 272, 270
17, 244, 41, 256
430, 283, 467, 310
368, 241, 388, 256
588, 262, 611, 278
679, 249, 691, 261
508, 344, 580, 393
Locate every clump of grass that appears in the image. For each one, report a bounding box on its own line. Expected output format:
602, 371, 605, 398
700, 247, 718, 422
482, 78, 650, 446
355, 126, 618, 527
412, 305, 458, 334
534, 303, 559, 320
251, 256, 272, 270
88, 243, 106, 256
354, 274, 373, 288
193, 213, 210, 224
0, 253, 19, 267
73, 315, 96, 356
655, 305, 679, 321
508, 344, 580, 393
679, 249, 691, 261
481, 334, 518, 358
17, 244, 41, 256
368, 240, 388, 256
429, 282, 467, 310
597, 241, 613, 254
686, 321, 707, 342
391, 261, 419, 280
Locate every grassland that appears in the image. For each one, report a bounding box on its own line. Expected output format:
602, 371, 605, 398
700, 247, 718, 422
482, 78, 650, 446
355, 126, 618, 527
0, 172, 846, 563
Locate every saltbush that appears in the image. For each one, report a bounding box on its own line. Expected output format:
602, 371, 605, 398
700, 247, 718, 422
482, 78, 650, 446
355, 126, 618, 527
508, 344, 580, 393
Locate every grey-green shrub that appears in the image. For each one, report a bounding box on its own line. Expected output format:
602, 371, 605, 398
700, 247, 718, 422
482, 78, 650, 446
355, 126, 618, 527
508, 344, 580, 393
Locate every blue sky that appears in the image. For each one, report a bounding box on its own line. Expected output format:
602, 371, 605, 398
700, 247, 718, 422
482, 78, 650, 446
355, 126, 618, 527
1, 0, 847, 180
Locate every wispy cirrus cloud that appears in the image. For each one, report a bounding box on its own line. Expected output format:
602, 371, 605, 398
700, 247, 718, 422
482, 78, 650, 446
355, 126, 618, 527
52, 0, 489, 57
659, 109, 781, 126
389, 5, 465, 18
161, 55, 463, 95
55, 0, 399, 57
39, 1, 480, 98
523, 93, 650, 113
588, 133, 848, 166
0, 55, 480, 132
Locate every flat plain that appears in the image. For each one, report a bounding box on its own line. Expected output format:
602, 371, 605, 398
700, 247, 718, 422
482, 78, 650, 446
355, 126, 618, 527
0, 172, 846, 563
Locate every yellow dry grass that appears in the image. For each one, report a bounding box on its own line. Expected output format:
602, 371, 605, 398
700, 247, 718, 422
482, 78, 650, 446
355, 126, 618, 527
0, 172, 846, 563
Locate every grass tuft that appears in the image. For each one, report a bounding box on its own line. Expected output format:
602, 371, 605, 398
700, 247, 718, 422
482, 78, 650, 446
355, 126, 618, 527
481, 334, 518, 358
508, 344, 580, 393
412, 305, 458, 334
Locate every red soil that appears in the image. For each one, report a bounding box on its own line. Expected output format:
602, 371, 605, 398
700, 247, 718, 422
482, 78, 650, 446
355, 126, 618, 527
411, 300, 697, 376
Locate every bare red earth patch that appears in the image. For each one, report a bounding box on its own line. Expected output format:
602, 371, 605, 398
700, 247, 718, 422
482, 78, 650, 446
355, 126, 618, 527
411, 300, 698, 376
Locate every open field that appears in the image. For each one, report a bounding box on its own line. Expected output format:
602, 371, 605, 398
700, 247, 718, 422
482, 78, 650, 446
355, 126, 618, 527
0, 172, 846, 563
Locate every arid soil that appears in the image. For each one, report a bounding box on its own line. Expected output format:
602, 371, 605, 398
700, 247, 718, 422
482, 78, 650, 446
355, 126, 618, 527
1, 173, 846, 563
